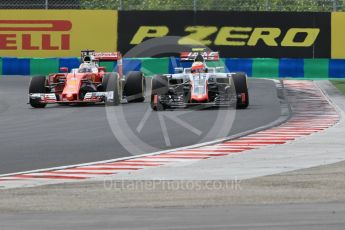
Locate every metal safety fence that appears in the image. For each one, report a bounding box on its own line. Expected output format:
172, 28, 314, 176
0, 0, 344, 11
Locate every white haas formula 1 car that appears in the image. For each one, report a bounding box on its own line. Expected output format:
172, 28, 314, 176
150, 50, 249, 111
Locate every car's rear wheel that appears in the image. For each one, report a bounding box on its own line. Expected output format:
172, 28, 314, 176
232, 73, 249, 109
124, 71, 146, 103
103, 72, 121, 106
29, 76, 47, 108
151, 75, 169, 111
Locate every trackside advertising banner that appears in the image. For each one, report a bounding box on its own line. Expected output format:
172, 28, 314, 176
118, 11, 331, 58
0, 10, 117, 57
331, 12, 345, 59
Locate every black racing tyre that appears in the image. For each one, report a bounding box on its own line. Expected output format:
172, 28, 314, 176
151, 75, 169, 111
101, 73, 110, 91
103, 72, 120, 106
232, 73, 249, 109
124, 71, 146, 103
29, 76, 47, 108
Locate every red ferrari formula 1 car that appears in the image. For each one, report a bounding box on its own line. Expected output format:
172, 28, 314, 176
29, 50, 145, 108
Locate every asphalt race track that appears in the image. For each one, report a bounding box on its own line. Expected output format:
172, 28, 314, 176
0, 76, 281, 174
2, 203, 345, 230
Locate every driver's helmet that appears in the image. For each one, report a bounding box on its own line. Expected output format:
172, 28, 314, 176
83, 55, 91, 63
78, 63, 92, 73
191, 61, 206, 73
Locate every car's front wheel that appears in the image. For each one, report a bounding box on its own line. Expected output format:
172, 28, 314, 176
232, 73, 249, 109
29, 76, 48, 108
151, 75, 169, 111
102, 72, 121, 106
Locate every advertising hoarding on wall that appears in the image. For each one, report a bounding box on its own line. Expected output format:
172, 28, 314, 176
331, 12, 345, 59
2, 10, 345, 59
118, 11, 331, 58
0, 10, 117, 58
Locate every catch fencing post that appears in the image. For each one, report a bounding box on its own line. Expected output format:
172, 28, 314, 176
119, 0, 123, 10
332, 0, 337, 11
265, 0, 269, 11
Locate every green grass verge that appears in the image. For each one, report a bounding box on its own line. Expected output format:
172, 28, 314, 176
331, 80, 345, 95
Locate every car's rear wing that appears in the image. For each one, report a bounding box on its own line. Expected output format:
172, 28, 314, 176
93, 52, 121, 61
94, 52, 123, 78
180, 51, 219, 61
81, 51, 123, 78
